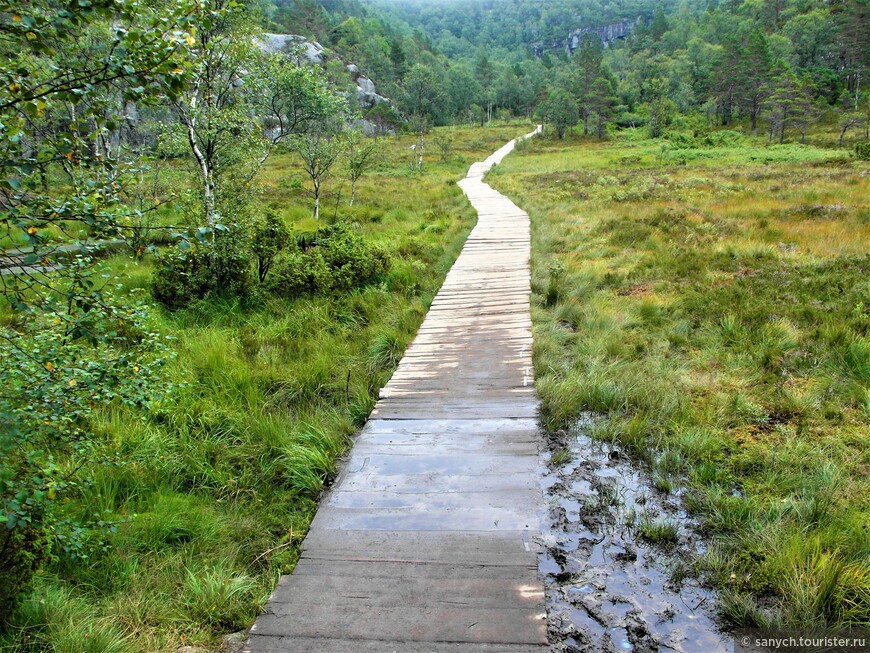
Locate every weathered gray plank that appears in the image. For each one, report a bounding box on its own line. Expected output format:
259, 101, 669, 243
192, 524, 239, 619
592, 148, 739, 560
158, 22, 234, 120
243, 636, 545, 653
250, 606, 546, 644
298, 530, 542, 562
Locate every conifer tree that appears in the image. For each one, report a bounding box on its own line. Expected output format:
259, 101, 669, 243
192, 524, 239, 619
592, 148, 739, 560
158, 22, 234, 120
572, 34, 605, 135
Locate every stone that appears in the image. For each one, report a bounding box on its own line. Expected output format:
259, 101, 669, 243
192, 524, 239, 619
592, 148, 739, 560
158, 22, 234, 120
258, 34, 325, 64
222, 631, 248, 652
530, 17, 643, 56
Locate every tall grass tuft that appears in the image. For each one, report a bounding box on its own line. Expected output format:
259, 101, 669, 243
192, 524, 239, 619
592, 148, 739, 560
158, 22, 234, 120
182, 561, 259, 630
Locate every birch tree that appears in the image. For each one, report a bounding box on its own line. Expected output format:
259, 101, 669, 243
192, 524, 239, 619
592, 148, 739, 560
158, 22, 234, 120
172, 0, 338, 230
291, 121, 345, 220
345, 129, 378, 206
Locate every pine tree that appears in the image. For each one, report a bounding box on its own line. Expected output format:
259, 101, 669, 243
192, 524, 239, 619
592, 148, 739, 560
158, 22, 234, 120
735, 30, 774, 131
589, 76, 618, 139
711, 31, 773, 129
540, 88, 579, 139
389, 39, 408, 81
833, 0, 870, 109
764, 63, 815, 143
474, 51, 496, 121
650, 6, 669, 41
571, 34, 604, 134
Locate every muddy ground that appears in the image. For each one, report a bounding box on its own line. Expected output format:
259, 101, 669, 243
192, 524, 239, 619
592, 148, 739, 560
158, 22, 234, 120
539, 413, 732, 653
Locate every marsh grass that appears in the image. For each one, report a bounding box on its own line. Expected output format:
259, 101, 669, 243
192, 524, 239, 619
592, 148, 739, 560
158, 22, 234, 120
636, 516, 680, 546
0, 122, 534, 651
490, 127, 870, 629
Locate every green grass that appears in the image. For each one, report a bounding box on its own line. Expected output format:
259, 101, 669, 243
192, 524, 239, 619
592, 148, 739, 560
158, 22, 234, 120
0, 121, 533, 651
489, 125, 870, 629
636, 516, 680, 546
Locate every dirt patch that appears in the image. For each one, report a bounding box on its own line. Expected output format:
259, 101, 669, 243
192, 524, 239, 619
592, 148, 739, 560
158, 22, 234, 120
615, 283, 652, 297
529, 171, 600, 188
539, 414, 729, 652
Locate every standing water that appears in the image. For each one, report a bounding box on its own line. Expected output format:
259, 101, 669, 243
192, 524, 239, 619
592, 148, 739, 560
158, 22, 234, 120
540, 413, 732, 653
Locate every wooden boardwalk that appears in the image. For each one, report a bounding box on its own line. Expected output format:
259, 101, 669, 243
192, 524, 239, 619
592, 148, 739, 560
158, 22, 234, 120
244, 127, 547, 653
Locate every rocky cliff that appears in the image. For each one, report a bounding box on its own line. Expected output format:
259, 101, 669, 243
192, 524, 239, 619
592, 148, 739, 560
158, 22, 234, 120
530, 17, 643, 57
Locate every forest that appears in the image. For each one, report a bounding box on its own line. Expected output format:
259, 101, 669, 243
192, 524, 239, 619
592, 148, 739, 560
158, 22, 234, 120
0, 0, 868, 650
265, 0, 870, 144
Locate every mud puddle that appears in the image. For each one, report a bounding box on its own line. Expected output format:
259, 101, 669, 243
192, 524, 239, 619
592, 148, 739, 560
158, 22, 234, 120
540, 413, 732, 653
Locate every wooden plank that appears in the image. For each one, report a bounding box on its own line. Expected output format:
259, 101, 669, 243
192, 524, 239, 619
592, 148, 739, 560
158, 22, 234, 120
250, 606, 547, 644
244, 635, 546, 652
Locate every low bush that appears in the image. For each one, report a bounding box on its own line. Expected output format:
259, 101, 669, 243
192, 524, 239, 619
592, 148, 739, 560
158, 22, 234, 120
267, 247, 332, 296
268, 223, 390, 298
701, 130, 746, 147
317, 224, 391, 291
251, 211, 292, 283
614, 112, 647, 128
152, 232, 251, 311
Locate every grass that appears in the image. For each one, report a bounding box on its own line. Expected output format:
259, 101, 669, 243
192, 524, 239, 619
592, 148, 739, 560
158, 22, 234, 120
636, 516, 680, 546
0, 121, 534, 651
489, 124, 870, 629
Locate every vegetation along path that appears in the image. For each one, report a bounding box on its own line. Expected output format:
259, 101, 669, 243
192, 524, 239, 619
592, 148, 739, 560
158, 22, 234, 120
244, 127, 547, 652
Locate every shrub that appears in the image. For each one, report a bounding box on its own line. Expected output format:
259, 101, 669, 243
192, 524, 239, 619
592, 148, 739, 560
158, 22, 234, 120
152, 231, 251, 310
316, 224, 390, 292
151, 249, 205, 310
856, 143, 870, 160
251, 211, 291, 283
208, 228, 252, 297
267, 223, 390, 298
701, 130, 745, 147
0, 305, 167, 622
614, 112, 646, 129
667, 132, 696, 147
267, 247, 331, 297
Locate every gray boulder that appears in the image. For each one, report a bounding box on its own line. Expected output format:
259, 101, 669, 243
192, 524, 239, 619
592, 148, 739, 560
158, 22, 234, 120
259, 34, 325, 64
257, 34, 392, 110
356, 80, 390, 110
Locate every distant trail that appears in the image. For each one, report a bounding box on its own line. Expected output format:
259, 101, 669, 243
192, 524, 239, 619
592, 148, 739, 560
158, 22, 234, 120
244, 126, 548, 653
0, 239, 127, 276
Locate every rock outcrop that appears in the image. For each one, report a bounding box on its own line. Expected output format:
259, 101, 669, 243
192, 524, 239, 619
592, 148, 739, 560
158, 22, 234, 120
258, 34, 390, 111
345, 64, 390, 109
259, 33, 325, 64
530, 17, 643, 57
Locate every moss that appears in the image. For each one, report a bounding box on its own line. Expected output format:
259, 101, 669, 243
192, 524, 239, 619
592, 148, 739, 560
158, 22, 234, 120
0, 524, 52, 623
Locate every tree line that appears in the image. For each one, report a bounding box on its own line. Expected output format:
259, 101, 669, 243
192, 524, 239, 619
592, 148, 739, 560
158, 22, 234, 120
273, 0, 870, 144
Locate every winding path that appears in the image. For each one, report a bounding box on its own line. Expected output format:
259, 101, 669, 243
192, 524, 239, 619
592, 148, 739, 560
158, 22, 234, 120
244, 127, 547, 653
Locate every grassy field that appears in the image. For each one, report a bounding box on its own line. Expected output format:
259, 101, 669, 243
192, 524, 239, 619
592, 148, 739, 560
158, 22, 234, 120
488, 127, 870, 629
0, 123, 532, 652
